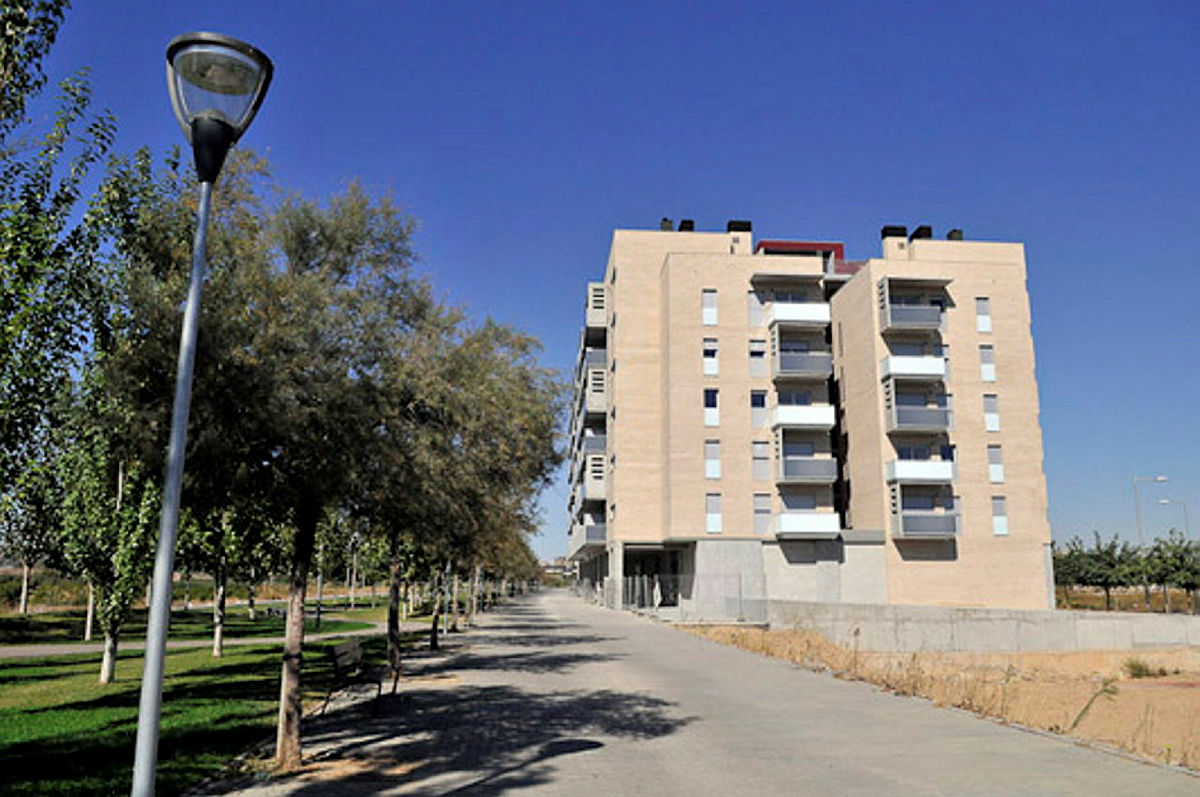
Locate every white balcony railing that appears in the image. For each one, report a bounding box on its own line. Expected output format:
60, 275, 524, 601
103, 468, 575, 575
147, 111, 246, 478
880, 355, 947, 380
766, 302, 831, 328
778, 458, 838, 483
771, 404, 836, 429
774, 512, 840, 538
892, 511, 959, 539
886, 460, 955, 484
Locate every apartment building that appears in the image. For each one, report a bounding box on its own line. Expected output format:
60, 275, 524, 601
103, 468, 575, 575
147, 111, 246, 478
567, 220, 1053, 619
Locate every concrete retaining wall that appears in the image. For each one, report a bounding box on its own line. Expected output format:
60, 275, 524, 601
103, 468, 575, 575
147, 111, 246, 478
768, 600, 1200, 653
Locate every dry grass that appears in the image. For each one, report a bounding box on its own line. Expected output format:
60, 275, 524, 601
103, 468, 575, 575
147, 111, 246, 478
682, 625, 1200, 770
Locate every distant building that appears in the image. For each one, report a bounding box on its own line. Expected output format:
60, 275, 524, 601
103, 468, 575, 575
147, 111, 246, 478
566, 221, 1052, 620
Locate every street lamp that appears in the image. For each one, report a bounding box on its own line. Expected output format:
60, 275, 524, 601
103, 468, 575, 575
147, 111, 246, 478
131, 32, 272, 797
1159, 498, 1191, 539
1132, 474, 1168, 612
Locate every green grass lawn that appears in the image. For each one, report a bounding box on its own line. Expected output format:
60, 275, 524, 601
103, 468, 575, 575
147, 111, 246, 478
0, 607, 373, 646
0, 633, 405, 796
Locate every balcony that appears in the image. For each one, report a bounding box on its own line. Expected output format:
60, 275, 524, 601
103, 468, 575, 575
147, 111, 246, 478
880, 355, 946, 381
578, 434, 607, 456
886, 459, 955, 484
574, 347, 606, 384
774, 351, 833, 380
880, 303, 944, 333
766, 301, 831, 328
585, 282, 607, 329
778, 458, 838, 484
771, 404, 836, 430
774, 512, 840, 539
886, 406, 952, 434
892, 510, 959, 539
567, 522, 607, 560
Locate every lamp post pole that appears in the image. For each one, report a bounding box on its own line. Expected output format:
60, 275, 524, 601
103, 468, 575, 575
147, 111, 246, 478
130, 179, 213, 797
1132, 475, 1168, 612
131, 33, 271, 796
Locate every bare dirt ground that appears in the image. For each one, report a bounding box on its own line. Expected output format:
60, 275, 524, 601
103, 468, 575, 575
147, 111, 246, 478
684, 625, 1200, 771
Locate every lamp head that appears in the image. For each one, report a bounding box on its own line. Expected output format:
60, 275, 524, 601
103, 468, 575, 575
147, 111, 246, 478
166, 32, 272, 182
1155, 475, 1169, 482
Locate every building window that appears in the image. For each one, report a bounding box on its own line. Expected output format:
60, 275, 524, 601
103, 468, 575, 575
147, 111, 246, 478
747, 290, 765, 327
753, 493, 772, 534
988, 444, 1005, 483
703, 338, 719, 376
750, 390, 767, 428
896, 444, 931, 461
992, 495, 1008, 536
979, 344, 996, 382
781, 490, 818, 511
778, 389, 811, 406
976, 297, 992, 333
749, 339, 767, 378
702, 289, 718, 325
983, 393, 1000, 431
704, 388, 720, 427
704, 440, 721, 479
706, 493, 722, 533
752, 441, 770, 480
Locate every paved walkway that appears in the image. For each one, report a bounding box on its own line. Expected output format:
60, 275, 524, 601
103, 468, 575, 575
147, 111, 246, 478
200, 590, 1198, 796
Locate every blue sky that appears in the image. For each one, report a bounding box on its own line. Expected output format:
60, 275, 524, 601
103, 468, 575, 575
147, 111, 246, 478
43, 1, 1200, 559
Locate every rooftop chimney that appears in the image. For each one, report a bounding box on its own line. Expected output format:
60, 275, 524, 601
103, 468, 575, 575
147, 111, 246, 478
679, 219, 695, 231
881, 225, 907, 239
726, 220, 752, 233
660, 217, 673, 231
910, 225, 932, 241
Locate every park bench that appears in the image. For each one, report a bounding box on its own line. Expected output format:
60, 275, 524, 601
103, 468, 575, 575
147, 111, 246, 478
265, 606, 286, 620
320, 639, 388, 716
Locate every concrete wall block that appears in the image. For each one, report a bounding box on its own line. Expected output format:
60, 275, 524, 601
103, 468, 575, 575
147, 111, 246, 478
951, 615, 1021, 652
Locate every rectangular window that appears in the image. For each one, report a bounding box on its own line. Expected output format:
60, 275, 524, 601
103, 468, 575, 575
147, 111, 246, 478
752, 441, 770, 480
704, 440, 721, 479
975, 297, 992, 333
702, 289, 718, 325
749, 340, 767, 377
992, 495, 1009, 536
979, 344, 996, 382
706, 493, 723, 533
782, 490, 817, 511
983, 393, 1000, 431
778, 390, 812, 406
783, 440, 815, 458
753, 493, 772, 534
988, 444, 1005, 483
703, 338, 719, 376
750, 390, 767, 428
896, 444, 931, 461
704, 388, 720, 427
747, 290, 765, 327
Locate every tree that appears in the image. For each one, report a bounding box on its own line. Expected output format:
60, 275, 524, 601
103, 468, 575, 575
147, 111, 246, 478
1052, 536, 1087, 607
0, 444, 59, 613
56, 379, 159, 683
1155, 529, 1200, 614
1077, 531, 1137, 611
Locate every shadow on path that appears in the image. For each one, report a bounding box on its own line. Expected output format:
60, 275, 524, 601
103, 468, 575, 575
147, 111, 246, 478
210, 682, 691, 796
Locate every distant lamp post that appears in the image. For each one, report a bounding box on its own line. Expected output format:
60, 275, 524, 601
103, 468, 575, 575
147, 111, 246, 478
1132, 474, 1168, 612
1159, 498, 1191, 539
131, 32, 272, 797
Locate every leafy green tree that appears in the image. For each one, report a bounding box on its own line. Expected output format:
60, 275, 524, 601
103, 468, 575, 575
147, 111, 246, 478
1154, 529, 1200, 614
1052, 536, 1087, 607
0, 445, 60, 613
56, 381, 159, 683
1078, 531, 1137, 611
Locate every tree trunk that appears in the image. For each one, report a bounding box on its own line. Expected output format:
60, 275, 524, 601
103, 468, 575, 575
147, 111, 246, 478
441, 563, 451, 634
350, 549, 358, 609
402, 579, 409, 622
18, 561, 30, 615
467, 565, 480, 626
314, 560, 324, 632
451, 572, 460, 632
1163, 583, 1171, 613
428, 570, 442, 651
1104, 587, 1112, 611
183, 573, 192, 611
212, 562, 226, 657
387, 543, 403, 689
83, 582, 95, 642
1143, 581, 1152, 612
275, 507, 318, 769
99, 631, 118, 684
247, 578, 257, 622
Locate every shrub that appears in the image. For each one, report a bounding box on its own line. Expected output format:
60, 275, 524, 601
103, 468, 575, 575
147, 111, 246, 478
1123, 658, 1167, 679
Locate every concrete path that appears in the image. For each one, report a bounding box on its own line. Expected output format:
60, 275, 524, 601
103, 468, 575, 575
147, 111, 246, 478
199, 590, 1199, 796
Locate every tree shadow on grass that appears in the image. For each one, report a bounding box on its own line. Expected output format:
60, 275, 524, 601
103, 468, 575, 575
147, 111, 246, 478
209, 684, 692, 796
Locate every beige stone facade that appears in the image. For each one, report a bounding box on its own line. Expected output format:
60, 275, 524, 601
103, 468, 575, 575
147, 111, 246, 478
567, 222, 1053, 618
